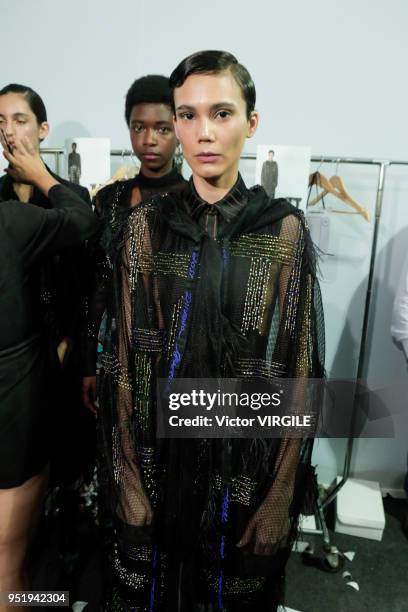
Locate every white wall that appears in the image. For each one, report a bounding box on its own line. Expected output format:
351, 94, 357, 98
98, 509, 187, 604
3, 0, 408, 157
3, 0, 408, 491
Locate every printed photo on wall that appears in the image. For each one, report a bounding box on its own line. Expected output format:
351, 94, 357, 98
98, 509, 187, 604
65, 138, 111, 191
255, 145, 311, 212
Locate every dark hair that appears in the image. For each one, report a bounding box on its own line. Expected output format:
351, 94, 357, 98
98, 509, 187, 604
169, 50, 256, 119
0, 83, 47, 123
125, 75, 172, 125
268, 150, 274, 155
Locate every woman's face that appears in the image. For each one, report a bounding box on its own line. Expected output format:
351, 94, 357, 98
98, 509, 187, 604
129, 103, 178, 177
173, 71, 258, 187
0, 93, 48, 152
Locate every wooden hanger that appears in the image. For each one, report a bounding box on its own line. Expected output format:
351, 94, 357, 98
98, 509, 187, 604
307, 172, 370, 221
307, 171, 336, 207
329, 175, 370, 221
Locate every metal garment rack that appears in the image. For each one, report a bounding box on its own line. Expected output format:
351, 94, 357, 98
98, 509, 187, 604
40, 148, 139, 176
42, 147, 405, 512
243, 154, 397, 572
241, 154, 387, 501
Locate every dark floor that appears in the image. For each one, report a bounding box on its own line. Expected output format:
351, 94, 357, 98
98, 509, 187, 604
30, 496, 408, 612
285, 496, 408, 612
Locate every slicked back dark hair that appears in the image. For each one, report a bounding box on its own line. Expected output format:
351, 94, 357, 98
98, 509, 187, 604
125, 75, 172, 125
0, 83, 47, 124
169, 50, 256, 119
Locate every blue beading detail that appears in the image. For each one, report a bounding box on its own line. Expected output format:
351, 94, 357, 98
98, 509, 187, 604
218, 573, 224, 610
188, 250, 199, 275
166, 251, 198, 389
218, 487, 230, 610
149, 545, 158, 612
221, 487, 230, 523
220, 535, 226, 559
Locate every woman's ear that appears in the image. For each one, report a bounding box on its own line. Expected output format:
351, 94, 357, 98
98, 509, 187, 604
247, 110, 259, 138
39, 121, 49, 143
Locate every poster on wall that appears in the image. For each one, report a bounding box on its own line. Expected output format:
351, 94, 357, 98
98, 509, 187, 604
65, 137, 111, 192
255, 145, 311, 212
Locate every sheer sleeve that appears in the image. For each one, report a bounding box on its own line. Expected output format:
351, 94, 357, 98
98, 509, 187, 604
107, 205, 163, 528
81, 194, 112, 376
239, 213, 323, 555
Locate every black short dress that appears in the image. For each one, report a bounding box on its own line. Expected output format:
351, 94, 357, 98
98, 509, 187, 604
0, 185, 98, 488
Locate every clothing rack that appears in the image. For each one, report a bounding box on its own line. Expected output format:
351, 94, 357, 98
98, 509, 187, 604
41, 147, 404, 510
239, 154, 385, 487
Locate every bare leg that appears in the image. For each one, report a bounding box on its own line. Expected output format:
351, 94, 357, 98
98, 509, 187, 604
0, 467, 48, 612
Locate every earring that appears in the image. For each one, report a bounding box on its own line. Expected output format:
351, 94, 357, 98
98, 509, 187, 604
174, 143, 184, 173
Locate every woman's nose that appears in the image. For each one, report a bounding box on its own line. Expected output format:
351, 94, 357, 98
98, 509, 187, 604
144, 128, 157, 146
4, 122, 14, 137
197, 118, 214, 142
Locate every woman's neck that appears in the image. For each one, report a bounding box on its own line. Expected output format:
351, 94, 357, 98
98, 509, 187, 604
13, 182, 34, 203
192, 169, 239, 204
140, 159, 174, 179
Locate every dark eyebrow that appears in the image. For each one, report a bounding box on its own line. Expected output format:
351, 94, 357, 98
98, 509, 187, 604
130, 120, 172, 126
0, 113, 28, 119
175, 102, 237, 112
175, 104, 195, 112
210, 102, 236, 111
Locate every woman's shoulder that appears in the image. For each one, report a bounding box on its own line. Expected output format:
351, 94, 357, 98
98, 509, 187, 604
126, 190, 179, 234
94, 179, 135, 214
0, 200, 46, 249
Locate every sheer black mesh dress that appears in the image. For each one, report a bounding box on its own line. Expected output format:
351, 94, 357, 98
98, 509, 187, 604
82, 168, 187, 378
82, 168, 187, 598
97, 175, 325, 611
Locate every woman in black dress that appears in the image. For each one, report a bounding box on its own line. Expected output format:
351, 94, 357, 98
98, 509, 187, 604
81, 75, 186, 408
79, 75, 186, 608
0, 137, 97, 600
0, 84, 93, 490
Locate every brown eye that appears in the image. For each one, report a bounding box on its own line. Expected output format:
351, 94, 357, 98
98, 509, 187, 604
215, 110, 231, 119
179, 112, 194, 120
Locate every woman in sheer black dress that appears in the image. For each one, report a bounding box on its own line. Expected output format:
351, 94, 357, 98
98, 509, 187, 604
0, 137, 98, 603
81, 75, 186, 407
80, 75, 186, 608
99, 52, 325, 611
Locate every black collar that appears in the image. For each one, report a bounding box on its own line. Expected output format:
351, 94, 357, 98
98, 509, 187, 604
185, 173, 249, 223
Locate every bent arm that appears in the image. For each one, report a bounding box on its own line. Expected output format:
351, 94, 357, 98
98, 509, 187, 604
16, 184, 99, 263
